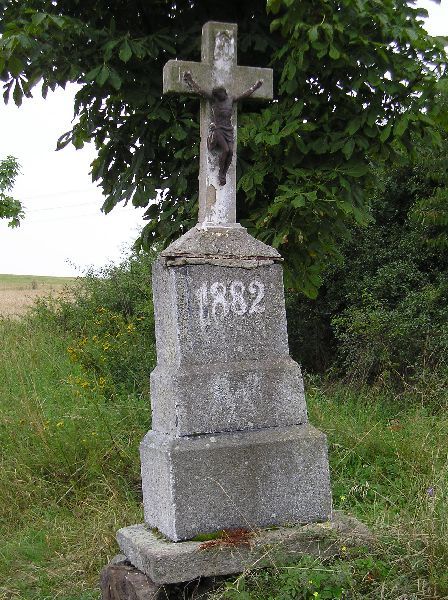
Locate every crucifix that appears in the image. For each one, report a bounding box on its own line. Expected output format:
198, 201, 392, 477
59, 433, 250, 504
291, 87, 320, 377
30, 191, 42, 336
163, 21, 273, 229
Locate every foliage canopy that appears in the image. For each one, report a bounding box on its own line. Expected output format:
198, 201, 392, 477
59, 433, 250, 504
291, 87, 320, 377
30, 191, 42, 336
287, 134, 448, 383
0, 0, 446, 293
0, 155, 23, 227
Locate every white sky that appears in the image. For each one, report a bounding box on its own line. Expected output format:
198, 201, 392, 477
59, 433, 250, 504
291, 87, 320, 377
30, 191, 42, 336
0, 1, 447, 276
0, 86, 146, 276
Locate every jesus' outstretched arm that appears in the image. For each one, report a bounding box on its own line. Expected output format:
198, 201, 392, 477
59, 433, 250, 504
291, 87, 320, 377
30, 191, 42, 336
183, 71, 213, 100
234, 79, 263, 102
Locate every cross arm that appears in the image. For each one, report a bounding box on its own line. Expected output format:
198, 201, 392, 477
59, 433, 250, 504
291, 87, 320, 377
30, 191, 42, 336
233, 66, 273, 102
184, 71, 213, 100
163, 60, 211, 97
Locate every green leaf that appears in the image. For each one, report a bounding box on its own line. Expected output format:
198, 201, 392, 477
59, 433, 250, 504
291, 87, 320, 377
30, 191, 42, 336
119, 40, 132, 63
85, 65, 102, 83
329, 45, 340, 59
13, 81, 23, 107
31, 13, 47, 26
103, 39, 119, 61
266, 0, 282, 14
129, 40, 145, 58
292, 194, 306, 209
308, 26, 318, 42
49, 15, 65, 27
394, 115, 409, 137
312, 137, 328, 154
108, 69, 122, 90
96, 65, 110, 86
340, 161, 369, 177
8, 57, 23, 78
342, 139, 355, 160
156, 37, 176, 54
172, 126, 187, 141
380, 121, 393, 143
347, 117, 362, 136
56, 131, 72, 150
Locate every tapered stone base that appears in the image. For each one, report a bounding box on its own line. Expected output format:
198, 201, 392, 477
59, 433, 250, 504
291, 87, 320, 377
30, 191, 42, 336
116, 512, 373, 585
140, 424, 332, 541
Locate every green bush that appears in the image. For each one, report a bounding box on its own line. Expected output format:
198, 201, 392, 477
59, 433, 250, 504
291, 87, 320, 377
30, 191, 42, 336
286, 139, 448, 385
333, 276, 448, 384
33, 252, 156, 399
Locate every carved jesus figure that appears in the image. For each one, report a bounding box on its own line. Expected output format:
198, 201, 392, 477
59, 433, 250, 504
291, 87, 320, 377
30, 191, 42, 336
184, 71, 263, 186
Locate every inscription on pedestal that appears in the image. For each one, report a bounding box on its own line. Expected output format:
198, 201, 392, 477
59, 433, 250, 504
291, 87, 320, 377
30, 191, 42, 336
196, 279, 265, 329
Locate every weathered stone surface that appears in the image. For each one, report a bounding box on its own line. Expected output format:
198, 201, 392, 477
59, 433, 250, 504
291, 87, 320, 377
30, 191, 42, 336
150, 254, 307, 436
152, 257, 289, 366
100, 555, 161, 599
161, 226, 281, 261
163, 22, 273, 228
140, 424, 332, 541
151, 358, 307, 436
117, 512, 374, 585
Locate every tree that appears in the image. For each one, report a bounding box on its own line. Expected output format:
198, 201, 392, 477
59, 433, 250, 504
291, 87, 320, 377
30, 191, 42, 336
286, 130, 448, 382
0, 155, 23, 227
0, 0, 446, 294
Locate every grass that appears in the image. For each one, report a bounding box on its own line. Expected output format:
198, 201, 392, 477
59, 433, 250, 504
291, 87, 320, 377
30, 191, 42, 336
1, 313, 447, 598
212, 384, 448, 599
0, 317, 148, 599
0, 274, 77, 289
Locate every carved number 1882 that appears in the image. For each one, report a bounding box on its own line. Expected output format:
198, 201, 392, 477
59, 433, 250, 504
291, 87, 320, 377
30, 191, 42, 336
196, 280, 265, 327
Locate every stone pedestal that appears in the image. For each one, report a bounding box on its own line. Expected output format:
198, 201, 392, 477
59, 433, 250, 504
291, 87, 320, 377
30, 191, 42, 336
140, 227, 332, 541
104, 514, 374, 597
141, 425, 330, 541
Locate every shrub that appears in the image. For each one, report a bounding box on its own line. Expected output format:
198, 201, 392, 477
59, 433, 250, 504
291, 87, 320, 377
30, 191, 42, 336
33, 251, 156, 399
286, 139, 448, 386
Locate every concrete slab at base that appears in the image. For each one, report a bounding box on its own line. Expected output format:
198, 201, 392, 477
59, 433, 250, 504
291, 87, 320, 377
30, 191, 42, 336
140, 424, 332, 541
117, 511, 374, 585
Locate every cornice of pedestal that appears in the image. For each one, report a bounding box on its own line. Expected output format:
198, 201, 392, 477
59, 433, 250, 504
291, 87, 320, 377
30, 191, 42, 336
160, 225, 282, 265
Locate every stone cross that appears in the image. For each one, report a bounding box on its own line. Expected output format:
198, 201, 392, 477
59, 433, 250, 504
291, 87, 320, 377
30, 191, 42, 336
163, 21, 273, 228
113, 21, 332, 546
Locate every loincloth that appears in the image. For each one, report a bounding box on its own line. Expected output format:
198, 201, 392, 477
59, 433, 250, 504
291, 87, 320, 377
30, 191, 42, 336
208, 123, 234, 147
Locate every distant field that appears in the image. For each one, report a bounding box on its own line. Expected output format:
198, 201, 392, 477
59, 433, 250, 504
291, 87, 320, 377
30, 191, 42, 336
0, 274, 77, 317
